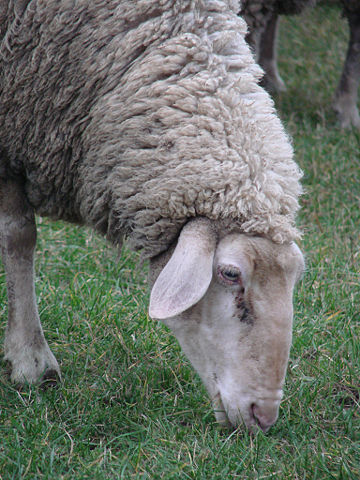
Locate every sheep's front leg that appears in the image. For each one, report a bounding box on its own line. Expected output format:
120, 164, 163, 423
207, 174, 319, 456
333, 8, 360, 128
0, 178, 60, 384
258, 12, 286, 93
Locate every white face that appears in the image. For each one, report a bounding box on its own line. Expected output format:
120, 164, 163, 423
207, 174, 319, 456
149, 221, 305, 432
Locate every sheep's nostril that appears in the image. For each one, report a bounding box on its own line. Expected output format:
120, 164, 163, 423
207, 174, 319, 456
251, 403, 278, 433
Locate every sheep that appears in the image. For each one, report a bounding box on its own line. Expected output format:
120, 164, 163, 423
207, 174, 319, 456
240, 0, 360, 128
0, 0, 305, 432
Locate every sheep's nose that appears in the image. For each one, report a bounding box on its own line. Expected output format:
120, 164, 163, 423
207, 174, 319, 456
251, 401, 280, 432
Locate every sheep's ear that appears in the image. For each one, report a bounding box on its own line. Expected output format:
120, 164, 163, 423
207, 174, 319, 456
149, 219, 217, 320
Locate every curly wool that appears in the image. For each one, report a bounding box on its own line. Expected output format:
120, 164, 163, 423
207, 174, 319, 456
0, 0, 302, 258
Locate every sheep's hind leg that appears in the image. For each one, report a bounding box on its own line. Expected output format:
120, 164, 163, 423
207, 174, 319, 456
0, 178, 60, 385
258, 12, 286, 93
333, 8, 360, 128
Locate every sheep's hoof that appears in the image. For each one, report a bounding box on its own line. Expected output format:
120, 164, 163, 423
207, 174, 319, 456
39, 369, 61, 389
4, 343, 61, 387
8, 367, 61, 391
337, 111, 360, 129
333, 97, 360, 129
260, 71, 287, 94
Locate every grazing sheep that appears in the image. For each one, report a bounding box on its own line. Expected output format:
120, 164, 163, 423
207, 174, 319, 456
0, 0, 304, 432
241, 0, 360, 128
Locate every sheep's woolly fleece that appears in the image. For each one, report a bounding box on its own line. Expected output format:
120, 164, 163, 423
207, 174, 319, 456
0, 0, 302, 258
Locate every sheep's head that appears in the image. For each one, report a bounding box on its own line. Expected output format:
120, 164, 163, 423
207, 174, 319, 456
149, 218, 304, 432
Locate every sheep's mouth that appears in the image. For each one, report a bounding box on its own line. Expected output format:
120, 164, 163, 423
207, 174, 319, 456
212, 392, 258, 432
212, 392, 233, 428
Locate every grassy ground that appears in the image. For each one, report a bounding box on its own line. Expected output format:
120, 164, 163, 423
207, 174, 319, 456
0, 4, 359, 479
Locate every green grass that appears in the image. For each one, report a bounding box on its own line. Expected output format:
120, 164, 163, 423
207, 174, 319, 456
0, 4, 359, 479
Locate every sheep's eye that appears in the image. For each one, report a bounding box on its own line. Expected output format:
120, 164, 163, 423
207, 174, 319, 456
223, 270, 239, 280
219, 267, 241, 284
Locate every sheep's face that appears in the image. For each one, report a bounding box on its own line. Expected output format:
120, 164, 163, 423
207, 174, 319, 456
149, 219, 304, 432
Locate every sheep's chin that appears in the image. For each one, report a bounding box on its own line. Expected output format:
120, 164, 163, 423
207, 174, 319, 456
212, 392, 233, 429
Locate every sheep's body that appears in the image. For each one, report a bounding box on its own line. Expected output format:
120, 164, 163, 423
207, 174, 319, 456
0, 1, 304, 431
241, 0, 360, 128
0, 0, 301, 259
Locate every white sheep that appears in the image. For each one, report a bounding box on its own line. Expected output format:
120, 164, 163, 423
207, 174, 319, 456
241, 0, 360, 128
0, 0, 304, 431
